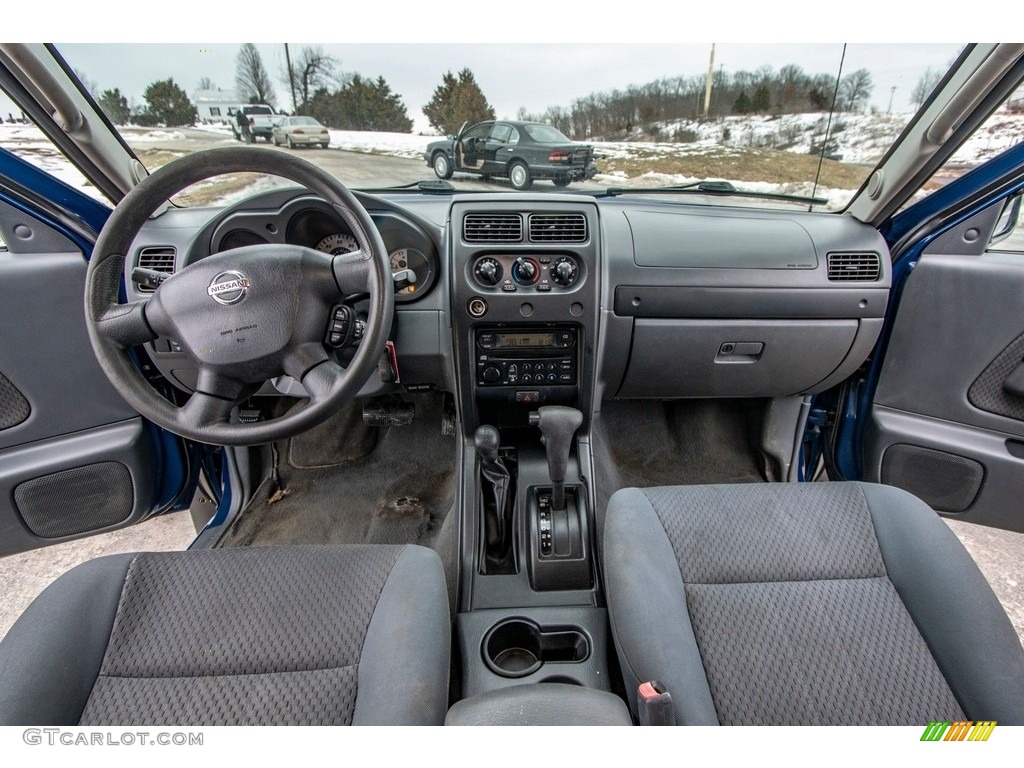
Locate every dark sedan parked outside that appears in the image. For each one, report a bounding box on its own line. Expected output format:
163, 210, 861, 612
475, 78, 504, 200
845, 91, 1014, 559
425, 120, 597, 190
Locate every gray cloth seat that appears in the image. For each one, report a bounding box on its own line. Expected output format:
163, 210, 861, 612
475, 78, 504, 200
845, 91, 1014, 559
0, 544, 450, 725
604, 482, 1024, 725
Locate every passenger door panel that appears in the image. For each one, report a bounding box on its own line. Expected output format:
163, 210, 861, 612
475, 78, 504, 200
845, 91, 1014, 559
865, 205, 1024, 532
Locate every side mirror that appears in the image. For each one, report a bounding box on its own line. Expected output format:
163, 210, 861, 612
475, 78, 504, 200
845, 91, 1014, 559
990, 194, 1022, 246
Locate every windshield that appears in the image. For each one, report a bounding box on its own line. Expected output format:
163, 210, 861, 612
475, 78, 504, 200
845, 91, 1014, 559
0, 43, 975, 210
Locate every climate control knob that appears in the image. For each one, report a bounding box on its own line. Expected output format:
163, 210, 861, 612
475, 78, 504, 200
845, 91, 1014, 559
474, 258, 502, 286
552, 257, 578, 286
512, 257, 539, 285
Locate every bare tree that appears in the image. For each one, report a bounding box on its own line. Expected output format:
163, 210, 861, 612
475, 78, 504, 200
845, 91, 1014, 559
197, 77, 217, 91
911, 67, 942, 110
235, 43, 276, 106
74, 68, 97, 96
283, 45, 335, 113
838, 69, 874, 112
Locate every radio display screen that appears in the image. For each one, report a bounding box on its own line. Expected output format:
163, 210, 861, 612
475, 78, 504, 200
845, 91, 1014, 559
495, 332, 554, 348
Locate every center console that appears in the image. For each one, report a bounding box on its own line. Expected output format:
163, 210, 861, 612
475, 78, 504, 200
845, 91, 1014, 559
449, 198, 608, 698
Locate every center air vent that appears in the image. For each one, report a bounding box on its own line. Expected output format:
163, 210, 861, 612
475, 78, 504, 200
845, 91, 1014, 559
136, 246, 176, 291
529, 213, 587, 243
464, 213, 523, 243
826, 252, 881, 282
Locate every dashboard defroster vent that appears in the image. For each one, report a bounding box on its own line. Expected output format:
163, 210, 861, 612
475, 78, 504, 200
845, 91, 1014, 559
136, 246, 177, 291
529, 213, 587, 243
826, 252, 881, 282
464, 213, 523, 243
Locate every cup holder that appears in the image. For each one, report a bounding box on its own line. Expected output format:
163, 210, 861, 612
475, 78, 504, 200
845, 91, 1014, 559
482, 618, 590, 678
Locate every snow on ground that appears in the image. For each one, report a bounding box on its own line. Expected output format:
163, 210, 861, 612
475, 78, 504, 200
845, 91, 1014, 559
190, 123, 236, 137
3, 109, 1022, 211
0, 122, 108, 203
119, 129, 187, 143
326, 130, 434, 159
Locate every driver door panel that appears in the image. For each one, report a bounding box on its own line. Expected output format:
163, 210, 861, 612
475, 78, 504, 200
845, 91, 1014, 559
0, 197, 168, 556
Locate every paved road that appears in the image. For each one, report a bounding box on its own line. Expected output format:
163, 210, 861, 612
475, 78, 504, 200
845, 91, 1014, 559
128, 127, 603, 195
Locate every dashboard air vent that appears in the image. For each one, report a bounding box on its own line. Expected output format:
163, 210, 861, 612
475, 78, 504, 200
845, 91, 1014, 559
826, 252, 881, 282
136, 246, 176, 291
464, 213, 523, 243
529, 213, 587, 243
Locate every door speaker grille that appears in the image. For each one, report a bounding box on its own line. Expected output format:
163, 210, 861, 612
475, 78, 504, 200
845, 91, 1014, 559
881, 444, 983, 513
14, 462, 134, 538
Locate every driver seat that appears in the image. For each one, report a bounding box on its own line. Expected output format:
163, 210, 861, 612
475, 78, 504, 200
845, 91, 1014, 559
0, 545, 450, 725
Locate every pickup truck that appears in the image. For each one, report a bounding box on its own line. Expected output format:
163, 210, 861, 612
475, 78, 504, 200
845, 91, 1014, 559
231, 104, 282, 143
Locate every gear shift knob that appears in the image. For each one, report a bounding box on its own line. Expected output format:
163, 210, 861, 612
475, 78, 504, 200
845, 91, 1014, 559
474, 425, 501, 463
529, 406, 582, 510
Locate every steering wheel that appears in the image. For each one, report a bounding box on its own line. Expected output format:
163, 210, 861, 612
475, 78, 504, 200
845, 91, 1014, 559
85, 146, 394, 446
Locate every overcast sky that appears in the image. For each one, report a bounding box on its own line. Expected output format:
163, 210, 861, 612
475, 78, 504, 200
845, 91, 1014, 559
1, 42, 965, 132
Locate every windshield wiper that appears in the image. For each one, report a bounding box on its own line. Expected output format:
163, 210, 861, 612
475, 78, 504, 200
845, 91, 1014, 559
365, 179, 455, 194
595, 180, 826, 206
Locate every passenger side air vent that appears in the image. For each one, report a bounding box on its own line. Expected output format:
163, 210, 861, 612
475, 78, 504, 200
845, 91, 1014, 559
529, 213, 587, 243
464, 213, 523, 243
826, 252, 881, 281
136, 246, 176, 291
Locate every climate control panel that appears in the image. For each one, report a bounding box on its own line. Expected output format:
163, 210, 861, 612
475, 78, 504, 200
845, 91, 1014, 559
471, 254, 581, 292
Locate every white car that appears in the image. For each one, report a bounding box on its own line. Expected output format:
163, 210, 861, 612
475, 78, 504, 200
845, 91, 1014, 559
271, 116, 330, 149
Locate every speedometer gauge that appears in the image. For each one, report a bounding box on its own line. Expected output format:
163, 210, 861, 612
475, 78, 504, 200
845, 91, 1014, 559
315, 233, 358, 255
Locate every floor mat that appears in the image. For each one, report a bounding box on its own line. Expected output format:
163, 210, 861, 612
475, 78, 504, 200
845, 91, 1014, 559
222, 392, 456, 550
591, 399, 765, 528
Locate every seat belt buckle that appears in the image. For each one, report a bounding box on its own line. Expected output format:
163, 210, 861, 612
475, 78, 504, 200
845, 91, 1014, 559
637, 680, 676, 726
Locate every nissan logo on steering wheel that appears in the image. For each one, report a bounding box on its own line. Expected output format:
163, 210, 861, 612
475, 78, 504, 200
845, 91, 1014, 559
207, 270, 252, 306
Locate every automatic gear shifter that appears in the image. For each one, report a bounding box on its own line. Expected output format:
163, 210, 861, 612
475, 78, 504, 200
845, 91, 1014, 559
529, 406, 583, 511
475, 424, 515, 569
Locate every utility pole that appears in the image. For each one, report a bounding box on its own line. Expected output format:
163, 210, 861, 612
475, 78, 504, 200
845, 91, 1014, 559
703, 43, 716, 119
888, 85, 896, 114
284, 43, 298, 113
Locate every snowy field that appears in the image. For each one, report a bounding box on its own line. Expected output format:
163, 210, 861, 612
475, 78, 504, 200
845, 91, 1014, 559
3, 107, 1022, 209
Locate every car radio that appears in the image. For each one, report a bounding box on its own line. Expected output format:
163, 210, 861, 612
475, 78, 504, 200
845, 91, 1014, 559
475, 328, 577, 387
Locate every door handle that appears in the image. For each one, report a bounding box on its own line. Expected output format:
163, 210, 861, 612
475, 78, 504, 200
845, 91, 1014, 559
1003, 362, 1024, 398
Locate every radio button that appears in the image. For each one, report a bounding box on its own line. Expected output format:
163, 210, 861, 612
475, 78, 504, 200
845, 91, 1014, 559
482, 366, 502, 384
555, 331, 575, 347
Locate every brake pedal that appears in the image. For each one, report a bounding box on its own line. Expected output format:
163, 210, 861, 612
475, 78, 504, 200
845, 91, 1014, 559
441, 394, 457, 437
362, 400, 415, 427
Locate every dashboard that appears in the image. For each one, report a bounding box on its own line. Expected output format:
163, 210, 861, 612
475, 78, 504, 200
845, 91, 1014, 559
207, 195, 440, 303
126, 186, 892, 428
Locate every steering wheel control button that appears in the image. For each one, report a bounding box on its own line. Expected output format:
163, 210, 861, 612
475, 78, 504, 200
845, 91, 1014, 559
207, 270, 252, 306
468, 298, 488, 318
326, 305, 354, 348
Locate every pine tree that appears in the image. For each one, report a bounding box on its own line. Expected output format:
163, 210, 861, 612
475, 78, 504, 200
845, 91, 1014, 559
733, 90, 751, 114
751, 84, 771, 113
138, 79, 196, 126
423, 69, 495, 135
98, 88, 131, 125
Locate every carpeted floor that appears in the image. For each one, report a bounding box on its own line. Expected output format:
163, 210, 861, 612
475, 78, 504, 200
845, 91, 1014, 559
591, 399, 766, 522
223, 393, 457, 551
